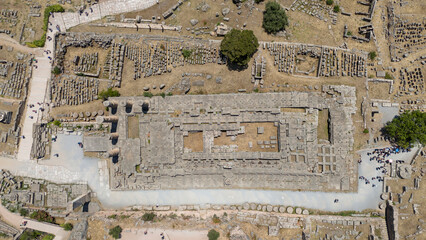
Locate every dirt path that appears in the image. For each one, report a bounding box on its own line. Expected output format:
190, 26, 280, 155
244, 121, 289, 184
0, 34, 43, 56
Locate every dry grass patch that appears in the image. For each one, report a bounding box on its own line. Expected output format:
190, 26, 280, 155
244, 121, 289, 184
184, 131, 204, 152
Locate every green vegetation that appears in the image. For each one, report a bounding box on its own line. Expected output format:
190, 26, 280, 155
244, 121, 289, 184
26, 5, 65, 48
220, 29, 259, 67
142, 212, 156, 221
52, 66, 62, 75
120, 215, 130, 219
333, 5, 340, 13
368, 51, 377, 60
19, 208, 29, 217
253, 88, 259, 93
108, 214, 117, 219
143, 91, 154, 98
326, 0, 334, 5
42, 234, 55, 240
255, 0, 264, 3
212, 214, 221, 224
182, 49, 193, 59
29, 210, 55, 223
19, 230, 42, 240
108, 225, 122, 239
363, 128, 369, 134
262, 1, 288, 34
347, 31, 352, 36
98, 88, 120, 100
383, 110, 426, 148
52, 120, 61, 127
207, 229, 220, 240
61, 223, 73, 231
385, 72, 393, 79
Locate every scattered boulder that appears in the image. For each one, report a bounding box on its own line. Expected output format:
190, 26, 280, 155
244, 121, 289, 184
222, 8, 230, 16
190, 19, 199, 26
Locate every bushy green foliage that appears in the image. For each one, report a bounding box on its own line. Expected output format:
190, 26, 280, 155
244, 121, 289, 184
255, 0, 264, 3
383, 110, 426, 148
30, 210, 55, 223
52, 120, 61, 126
52, 66, 62, 75
182, 49, 193, 59
262, 1, 288, 34
369, 51, 377, 60
207, 229, 220, 240
26, 5, 64, 48
109, 226, 122, 239
363, 128, 369, 134
143, 92, 154, 98
107, 214, 117, 219
142, 212, 156, 221
42, 234, 55, 240
98, 88, 120, 100
61, 223, 73, 231
19, 208, 29, 217
220, 29, 259, 66
326, 0, 334, 5
385, 72, 393, 79
333, 5, 340, 13
19, 230, 42, 240
212, 214, 221, 224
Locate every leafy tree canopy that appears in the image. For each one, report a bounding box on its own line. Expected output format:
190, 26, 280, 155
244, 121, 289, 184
262, 1, 289, 34
220, 29, 259, 67
207, 229, 220, 240
109, 226, 123, 239
383, 110, 426, 148
99, 88, 120, 101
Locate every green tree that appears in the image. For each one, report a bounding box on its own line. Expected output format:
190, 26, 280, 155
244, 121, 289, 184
109, 226, 122, 239
207, 229, 220, 240
42, 234, 55, 240
333, 5, 340, 13
383, 110, 426, 148
52, 66, 62, 75
19, 208, 29, 217
220, 29, 259, 67
61, 223, 73, 231
182, 49, 193, 59
29, 210, 55, 223
326, 0, 334, 5
369, 51, 377, 60
98, 88, 120, 100
255, 0, 264, 3
142, 212, 156, 221
262, 1, 288, 34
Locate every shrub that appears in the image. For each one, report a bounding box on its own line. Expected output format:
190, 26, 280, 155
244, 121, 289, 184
212, 214, 221, 224
363, 128, 369, 134
333, 5, 340, 13
61, 223, 73, 231
143, 91, 154, 98
262, 1, 289, 34
347, 31, 352, 36
207, 229, 220, 240
29, 210, 55, 223
52, 120, 61, 127
142, 212, 156, 221
220, 29, 259, 66
19, 208, 29, 217
52, 66, 62, 75
385, 72, 393, 80
42, 234, 55, 240
182, 49, 193, 59
369, 51, 377, 60
383, 110, 426, 148
255, 0, 264, 3
109, 225, 122, 239
107, 214, 117, 219
98, 88, 120, 100
326, 0, 333, 5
